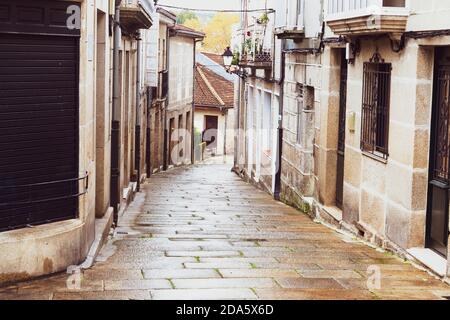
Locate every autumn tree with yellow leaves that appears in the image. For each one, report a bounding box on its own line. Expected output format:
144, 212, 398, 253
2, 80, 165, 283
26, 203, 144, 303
183, 18, 203, 33
179, 12, 239, 54
203, 13, 239, 54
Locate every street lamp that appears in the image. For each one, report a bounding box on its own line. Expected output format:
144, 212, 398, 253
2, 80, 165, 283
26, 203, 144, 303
222, 46, 234, 71
222, 47, 247, 79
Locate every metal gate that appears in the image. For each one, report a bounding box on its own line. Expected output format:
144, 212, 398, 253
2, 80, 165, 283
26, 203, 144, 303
0, 0, 83, 231
427, 47, 450, 257
336, 51, 347, 209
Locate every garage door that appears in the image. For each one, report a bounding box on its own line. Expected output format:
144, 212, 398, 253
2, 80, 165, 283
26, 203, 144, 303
0, 0, 82, 231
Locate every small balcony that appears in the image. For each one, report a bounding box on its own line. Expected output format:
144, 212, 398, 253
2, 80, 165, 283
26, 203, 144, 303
120, 0, 154, 33
238, 24, 272, 70
239, 50, 272, 70
326, 0, 409, 39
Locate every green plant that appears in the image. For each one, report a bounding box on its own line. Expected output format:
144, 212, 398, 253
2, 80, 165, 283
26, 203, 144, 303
257, 12, 269, 25
231, 51, 240, 65
243, 39, 253, 55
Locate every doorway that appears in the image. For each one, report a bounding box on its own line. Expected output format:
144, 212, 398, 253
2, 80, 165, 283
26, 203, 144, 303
336, 50, 348, 209
426, 46, 450, 257
203, 115, 218, 151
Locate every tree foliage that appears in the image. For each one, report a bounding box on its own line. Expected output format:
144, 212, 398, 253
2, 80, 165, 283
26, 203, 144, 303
183, 18, 203, 33
202, 13, 239, 54
177, 11, 239, 55
176, 11, 198, 25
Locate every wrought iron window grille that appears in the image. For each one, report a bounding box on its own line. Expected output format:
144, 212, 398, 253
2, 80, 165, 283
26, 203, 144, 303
361, 52, 392, 160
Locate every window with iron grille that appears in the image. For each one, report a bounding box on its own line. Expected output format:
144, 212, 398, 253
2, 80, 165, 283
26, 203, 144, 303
361, 52, 392, 160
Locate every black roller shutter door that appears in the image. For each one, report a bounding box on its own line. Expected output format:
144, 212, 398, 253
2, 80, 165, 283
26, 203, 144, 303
0, 0, 81, 231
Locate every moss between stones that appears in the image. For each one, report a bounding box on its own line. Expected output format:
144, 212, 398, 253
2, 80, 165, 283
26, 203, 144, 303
280, 184, 312, 215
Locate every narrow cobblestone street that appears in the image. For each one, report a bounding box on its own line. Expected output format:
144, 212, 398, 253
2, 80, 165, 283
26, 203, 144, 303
1, 158, 450, 300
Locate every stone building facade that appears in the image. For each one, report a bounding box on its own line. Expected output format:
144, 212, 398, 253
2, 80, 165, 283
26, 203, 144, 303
0, 0, 154, 283
145, 8, 176, 174
233, 0, 282, 195
145, 17, 204, 172
322, 0, 450, 277
234, 0, 450, 278
166, 25, 204, 167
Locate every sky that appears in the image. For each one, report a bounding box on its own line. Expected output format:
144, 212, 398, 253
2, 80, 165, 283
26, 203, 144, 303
157, 0, 240, 11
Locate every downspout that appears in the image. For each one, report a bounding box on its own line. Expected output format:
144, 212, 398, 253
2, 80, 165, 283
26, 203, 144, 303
274, 39, 286, 201
224, 109, 228, 156
191, 38, 202, 165
146, 86, 152, 178
163, 27, 170, 171
233, 75, 240, 171
135, 32, 142, 192
111, 0, 122, 223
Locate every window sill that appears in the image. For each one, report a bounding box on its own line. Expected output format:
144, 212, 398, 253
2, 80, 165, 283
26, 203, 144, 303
362, 151, 388, 164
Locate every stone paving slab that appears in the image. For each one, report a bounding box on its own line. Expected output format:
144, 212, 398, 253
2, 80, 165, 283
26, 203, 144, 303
150, 289, 258, 300
0, 161, 449, 300
53, 290, 151, 300
142, 269, 222, 279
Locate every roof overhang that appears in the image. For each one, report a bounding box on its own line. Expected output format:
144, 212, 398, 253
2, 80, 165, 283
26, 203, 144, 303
157, 7, 177, 24
169, 25, 205, 40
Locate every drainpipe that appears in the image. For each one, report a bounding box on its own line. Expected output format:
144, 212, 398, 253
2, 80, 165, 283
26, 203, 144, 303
146, 86, 152, 178
111, 0, 122, 223
163, 28, 170, 171
224, 108, 228, 156
274, 39, 286, 201
191, 39, 201, 165
135, 32, 142, 192
233, 77, 240, 171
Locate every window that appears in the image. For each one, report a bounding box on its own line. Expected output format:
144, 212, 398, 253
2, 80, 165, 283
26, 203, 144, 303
361, 52, 391, 160
186, 111, 191, 135
262, 92, 272, 155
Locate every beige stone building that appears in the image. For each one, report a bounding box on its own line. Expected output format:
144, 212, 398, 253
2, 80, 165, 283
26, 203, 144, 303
114, 0, 153, 211
145, 8, 176, 174
145, 14, 204, 171
233, 0, 323, 198
234, 0, 450, 278
165, 24, 205, 167
233, 0, 282, 194
0, 0, 154, 283
320, 0, 450, 277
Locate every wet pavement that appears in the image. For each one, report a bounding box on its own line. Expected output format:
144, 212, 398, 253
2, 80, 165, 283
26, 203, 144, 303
1, 156, 450, 300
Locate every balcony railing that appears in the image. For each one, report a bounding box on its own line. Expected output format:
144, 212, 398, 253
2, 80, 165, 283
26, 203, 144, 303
326, 0, 409, 37
120, 0, 154, 33
238, 24, 272, 70
240, 50, 272, 69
